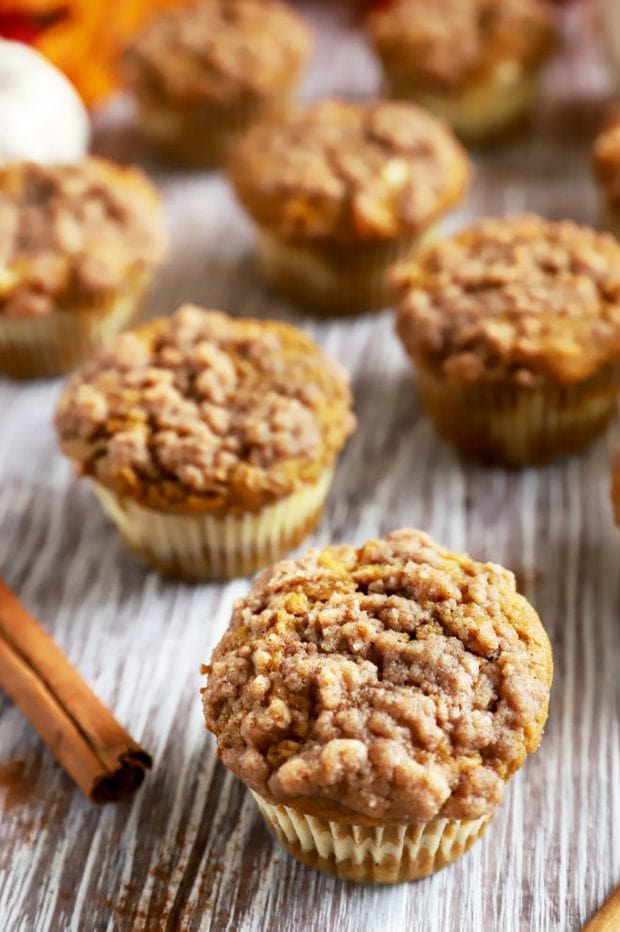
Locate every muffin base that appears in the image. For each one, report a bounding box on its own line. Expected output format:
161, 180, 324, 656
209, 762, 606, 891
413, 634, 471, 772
90, 469, 334, 581
252, 793, 493, 884
416, 364, 620, 466
382, 64, 540, 143
0, 285, 145, 380
257, 228, 436, 316
136, 93, 293, 168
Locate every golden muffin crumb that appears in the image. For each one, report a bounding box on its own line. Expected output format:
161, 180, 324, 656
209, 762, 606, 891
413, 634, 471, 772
592, 115, 620, 209
56, 305, 355, 513
394, 214, 620, 387
0, 159, 165, 319
122, 0, 311, 108
367, 0, 555, 93
204, 528, 552, 823
228, 99, 470, 244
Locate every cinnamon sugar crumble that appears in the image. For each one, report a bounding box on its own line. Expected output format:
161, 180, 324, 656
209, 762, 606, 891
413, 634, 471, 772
367, 0, 555, 92
0, 159, 165, 319
203, 528, 552, 823
394, 215, 620, 387
56, 305, 355, 512
228, 100, 470, 243
122, 0, 311, 108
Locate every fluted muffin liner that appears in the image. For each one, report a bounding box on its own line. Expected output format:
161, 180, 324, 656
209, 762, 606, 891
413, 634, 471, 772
90, 468, 334, 581
381, 67, 540, 143
0, 280, 146, 380
252, 792, 494, 884
416, 363, 620, 466
256, 228, 437, 317
136, 90, 295, 168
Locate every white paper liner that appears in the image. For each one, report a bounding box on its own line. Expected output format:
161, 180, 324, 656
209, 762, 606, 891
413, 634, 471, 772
256, 226, 437, 316
90, 468, 334, 581
252, 792, 494, 884
0, 287, 143, 379
382, 64, 540, 142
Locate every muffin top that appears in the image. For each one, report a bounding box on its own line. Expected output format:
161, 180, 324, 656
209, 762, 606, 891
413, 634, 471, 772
613, 454, 620, 527
228, 99, 470, 245
394, 215, 620, 388
204, 528, 552, 823
366, 0, 555, 92
122, 0, 311, 108
0, 159, 165, 319
56, 305, 355, 514
592, 116, 620, 208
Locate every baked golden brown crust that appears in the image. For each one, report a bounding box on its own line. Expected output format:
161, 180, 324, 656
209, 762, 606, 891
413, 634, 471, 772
593, 116, 620, 210
613, 454, 620, 526
0, 159, 165, 319
394, 215, 620, 388
56, 305, 355, 514
122, 0, 311, 109
367, 0, 555, 93
203, 528, 552, 823
228, 99, 470, 245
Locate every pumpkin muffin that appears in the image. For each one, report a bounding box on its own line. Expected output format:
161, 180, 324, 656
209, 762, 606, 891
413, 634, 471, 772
612, 453, 620, 527
203, 527, 553, 884
228, 99, 470, 315
55, 305, 355, 581
393, 215, 620, 466
0, 158, 166, 380
592, 115, 620, 239
121, 0, 311, 167
366, 0, 556, 143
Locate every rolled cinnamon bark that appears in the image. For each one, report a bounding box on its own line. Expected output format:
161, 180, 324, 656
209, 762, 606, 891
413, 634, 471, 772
0, 578, 151, 803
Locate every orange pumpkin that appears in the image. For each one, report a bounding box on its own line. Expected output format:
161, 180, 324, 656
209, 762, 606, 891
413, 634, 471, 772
0, 0, 188, 105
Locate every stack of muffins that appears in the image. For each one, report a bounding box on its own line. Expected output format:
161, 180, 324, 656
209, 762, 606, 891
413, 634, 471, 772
2, 0, 620, 886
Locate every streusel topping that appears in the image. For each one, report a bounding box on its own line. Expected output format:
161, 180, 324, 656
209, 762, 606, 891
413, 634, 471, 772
228, 99, 470, 243
204, 528, 552, 822
56, 305, 355, 513
367, 0, 555, 92
122, 0, 311, 108
593, 116, 620, 208
0, 159, 165, 319
394, 215, 620, 387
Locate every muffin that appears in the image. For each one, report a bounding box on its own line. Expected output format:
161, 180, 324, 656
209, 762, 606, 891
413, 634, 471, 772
121, 0, 311, 167
55, 305, 355, 581
366, 0, 556, 143
394, 215, 620, 466
612, 453, 620, 526
203, 527, 553, 884
228, 99, 470, 315
592, 115, 620, 239
0, 159, 166, 380
600, 0, 620, 89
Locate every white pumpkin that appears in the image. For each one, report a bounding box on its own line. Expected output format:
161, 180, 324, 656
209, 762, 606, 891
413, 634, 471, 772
0, 39, 90, 164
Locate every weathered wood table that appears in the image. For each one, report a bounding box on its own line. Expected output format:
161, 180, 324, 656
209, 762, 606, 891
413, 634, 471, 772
1, 3, 618, 930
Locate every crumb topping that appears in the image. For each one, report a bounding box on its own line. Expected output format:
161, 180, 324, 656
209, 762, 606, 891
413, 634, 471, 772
593, 116, 620, 208
394, 215, 620, 387
122, 0, 311, 108
203, 528, 552, 822
228, 99, 470, 244
56, 305, 355, 513
367, 0, 555, 92
0, 159, 165, 319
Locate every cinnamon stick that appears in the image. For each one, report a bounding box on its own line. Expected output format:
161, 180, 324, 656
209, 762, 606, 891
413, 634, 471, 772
0, 578, 151, 803
583, 885, 620, 932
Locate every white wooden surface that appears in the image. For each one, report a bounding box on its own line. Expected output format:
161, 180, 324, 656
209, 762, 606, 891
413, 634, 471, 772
0, 3, 619, 930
